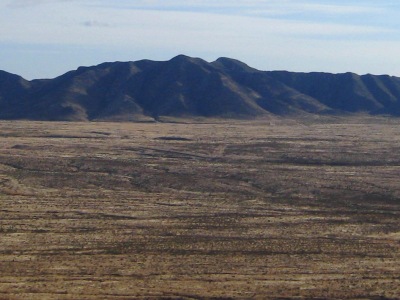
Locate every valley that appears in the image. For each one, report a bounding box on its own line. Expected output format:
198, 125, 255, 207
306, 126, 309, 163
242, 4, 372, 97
0, 117, 399, 299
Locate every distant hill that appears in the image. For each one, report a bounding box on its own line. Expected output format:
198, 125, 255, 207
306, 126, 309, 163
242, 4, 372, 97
1, 55, 400, 121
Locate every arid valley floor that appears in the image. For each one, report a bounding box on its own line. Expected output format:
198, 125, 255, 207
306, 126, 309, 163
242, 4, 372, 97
0, 117, 399, 299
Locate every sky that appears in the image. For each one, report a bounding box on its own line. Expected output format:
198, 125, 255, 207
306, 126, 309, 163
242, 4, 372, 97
1, 0, 400, 80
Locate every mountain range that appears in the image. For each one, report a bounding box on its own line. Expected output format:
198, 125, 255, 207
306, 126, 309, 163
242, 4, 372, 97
1, 55, 400, 121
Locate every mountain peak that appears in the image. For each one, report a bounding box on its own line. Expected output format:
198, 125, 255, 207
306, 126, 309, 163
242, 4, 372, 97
0, 70, 30, 89
213, 57, 258, 73
169, 54, 204, 63
0, 70, 26, 81
171, 54, 191, 60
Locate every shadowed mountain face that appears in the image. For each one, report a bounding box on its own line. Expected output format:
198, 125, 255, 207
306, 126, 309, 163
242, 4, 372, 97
1, 55, 400, 121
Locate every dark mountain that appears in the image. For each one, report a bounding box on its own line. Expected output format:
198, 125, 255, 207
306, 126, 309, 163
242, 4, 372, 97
1, 55, 400, 121
0, 71, 32, 119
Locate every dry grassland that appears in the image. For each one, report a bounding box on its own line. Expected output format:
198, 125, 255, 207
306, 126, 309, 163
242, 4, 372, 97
0, 117, 399, 299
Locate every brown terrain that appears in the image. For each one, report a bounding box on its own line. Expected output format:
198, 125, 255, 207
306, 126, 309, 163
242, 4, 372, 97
0, 117, 399, 299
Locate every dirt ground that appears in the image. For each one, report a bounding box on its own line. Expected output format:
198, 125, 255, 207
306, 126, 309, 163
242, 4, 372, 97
0, 117, 399, 299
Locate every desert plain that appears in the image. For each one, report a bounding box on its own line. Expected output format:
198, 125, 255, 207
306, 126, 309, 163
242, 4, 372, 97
0, 117, 399, 299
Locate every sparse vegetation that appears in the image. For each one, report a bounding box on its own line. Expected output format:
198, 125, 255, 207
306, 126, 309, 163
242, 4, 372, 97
0, 117, 399, 299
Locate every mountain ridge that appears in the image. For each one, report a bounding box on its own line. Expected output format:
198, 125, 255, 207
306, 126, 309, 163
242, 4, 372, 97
1, 55, 400, 121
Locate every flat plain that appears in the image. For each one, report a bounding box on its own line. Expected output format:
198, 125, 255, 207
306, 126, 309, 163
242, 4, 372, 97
0, 117, 399, 299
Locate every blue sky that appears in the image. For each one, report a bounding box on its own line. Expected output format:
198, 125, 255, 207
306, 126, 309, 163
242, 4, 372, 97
1, 0, 399, 79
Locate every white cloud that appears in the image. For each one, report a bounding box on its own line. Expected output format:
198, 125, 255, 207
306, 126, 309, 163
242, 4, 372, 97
245, 3, 384, 17
0, 2, 389, 46
6, 0, 75, 8
96, 0, 386, 16
299, 3, 383, 14
81, 20, 112, 28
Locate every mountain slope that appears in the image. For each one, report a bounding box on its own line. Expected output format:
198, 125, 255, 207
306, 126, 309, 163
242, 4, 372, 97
268, 71, 400, 115
0, 71, 33, 119
1, 55, 400, 121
